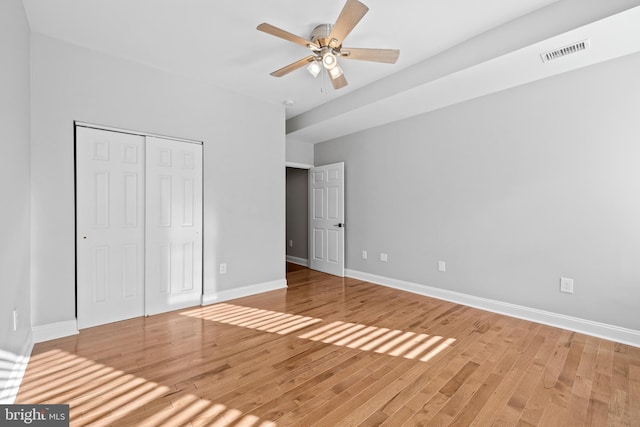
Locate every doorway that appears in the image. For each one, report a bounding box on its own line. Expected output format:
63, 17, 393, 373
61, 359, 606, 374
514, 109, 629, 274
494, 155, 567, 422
286, 166, 309, 269
285, 162, 345, 277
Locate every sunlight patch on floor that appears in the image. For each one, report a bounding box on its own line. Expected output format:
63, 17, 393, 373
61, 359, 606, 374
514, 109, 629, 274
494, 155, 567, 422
184, 304, 456, 362
298, 320, 456, 362
17, 349, 276, 426
181, 303, 323, 335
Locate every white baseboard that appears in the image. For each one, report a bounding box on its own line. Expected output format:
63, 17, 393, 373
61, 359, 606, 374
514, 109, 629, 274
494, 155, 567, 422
202, 279, 287, 306
0, 333, 33, 404
32, 320, 79, 343
346, 269, 640, 348
30, 279, 289, 342
286, 256, 308, 267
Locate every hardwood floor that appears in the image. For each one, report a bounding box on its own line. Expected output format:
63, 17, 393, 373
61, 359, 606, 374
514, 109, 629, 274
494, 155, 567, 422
17, 265, 640, 426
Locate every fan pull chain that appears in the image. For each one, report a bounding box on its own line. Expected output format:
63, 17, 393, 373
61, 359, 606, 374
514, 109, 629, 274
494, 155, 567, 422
320, 69, 331, 94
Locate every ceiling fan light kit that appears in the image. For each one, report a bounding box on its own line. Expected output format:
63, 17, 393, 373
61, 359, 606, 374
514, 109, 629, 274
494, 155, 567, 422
257, 0, 399, 90
322, 49, 338, 69
306, 60, 322, 78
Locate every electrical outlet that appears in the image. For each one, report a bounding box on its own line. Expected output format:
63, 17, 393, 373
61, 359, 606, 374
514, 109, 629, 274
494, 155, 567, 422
438, 261, 446, 272
289, 240, 293, 247
219, 263, 227, 274
380, 253, 388, 262
362, 250, 367, 260
560, 277, 574, 294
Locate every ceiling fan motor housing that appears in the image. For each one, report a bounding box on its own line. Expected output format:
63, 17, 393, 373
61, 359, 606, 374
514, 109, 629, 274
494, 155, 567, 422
311, 24, 342, 70
310, 24, 335, 48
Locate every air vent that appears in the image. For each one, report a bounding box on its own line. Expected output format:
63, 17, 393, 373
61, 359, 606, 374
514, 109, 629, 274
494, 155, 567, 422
541, 39, 590, 63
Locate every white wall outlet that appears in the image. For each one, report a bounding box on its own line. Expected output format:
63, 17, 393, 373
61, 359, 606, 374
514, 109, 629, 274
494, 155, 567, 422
13, 309, 17, 331
362, 250, 368, 259
438, 261, 446, 272
289, 240, 293, 247
219, 263, 227, 274
380, 253, 388, 262
560, 277, 574, 294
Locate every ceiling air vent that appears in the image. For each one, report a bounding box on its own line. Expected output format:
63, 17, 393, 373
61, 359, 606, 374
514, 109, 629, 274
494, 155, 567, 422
541, 39, 590, 63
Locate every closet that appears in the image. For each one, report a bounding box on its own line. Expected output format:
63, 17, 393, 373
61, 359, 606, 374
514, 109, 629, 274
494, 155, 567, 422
75, 125, 203, 329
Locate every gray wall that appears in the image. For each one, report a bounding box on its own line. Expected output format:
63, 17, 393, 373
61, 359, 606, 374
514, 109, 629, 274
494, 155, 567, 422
286, 139, 314, 165
30, 34, 285, 327
286, 168, 308, 260
0, 0, 32, 399
315, 51, 640, 331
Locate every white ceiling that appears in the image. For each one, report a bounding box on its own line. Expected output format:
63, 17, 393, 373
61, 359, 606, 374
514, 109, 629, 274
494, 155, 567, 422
287, 3, 640, 143
21, 1, 640, 145
22, 0, 560, 119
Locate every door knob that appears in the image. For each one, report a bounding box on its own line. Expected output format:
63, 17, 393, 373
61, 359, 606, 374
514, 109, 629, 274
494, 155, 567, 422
333, 223, 344, 228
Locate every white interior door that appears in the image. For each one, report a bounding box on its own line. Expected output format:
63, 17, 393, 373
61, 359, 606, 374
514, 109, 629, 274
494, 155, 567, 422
76, 127, 145, 329
145, 136, 203, 315
309, 162, 345, 276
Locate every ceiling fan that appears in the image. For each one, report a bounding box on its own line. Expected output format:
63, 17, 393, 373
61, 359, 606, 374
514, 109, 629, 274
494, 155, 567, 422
257, 0, 400, 90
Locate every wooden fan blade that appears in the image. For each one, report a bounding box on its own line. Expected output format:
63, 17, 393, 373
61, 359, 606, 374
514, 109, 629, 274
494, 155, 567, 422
340, 47, 400, 64
328, 0, 369, 48
329, 65, 348, 89
257, 23, 318, 50
270, 55, 316, 77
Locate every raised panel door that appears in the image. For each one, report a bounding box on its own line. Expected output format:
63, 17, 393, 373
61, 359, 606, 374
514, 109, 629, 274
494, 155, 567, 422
309, 162, 344, 276
145, 136, 203, 315
76, 127, 145, 329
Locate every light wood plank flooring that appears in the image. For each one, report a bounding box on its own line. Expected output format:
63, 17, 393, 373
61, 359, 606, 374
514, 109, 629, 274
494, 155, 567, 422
17, 265, 640, 426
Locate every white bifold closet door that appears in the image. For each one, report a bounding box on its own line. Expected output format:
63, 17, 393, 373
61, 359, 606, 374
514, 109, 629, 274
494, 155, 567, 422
76, 127, 146, 329
76, 127, 202, 329
144, 136, 202, 316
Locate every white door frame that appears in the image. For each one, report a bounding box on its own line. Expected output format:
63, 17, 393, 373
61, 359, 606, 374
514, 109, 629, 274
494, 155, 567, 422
75, 122, 201, 145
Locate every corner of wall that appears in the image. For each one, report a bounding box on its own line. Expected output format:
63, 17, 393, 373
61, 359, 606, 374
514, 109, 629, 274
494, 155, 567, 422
286, 137, 314, 166
0, 0, 33, 405
0, 331, 34, 404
